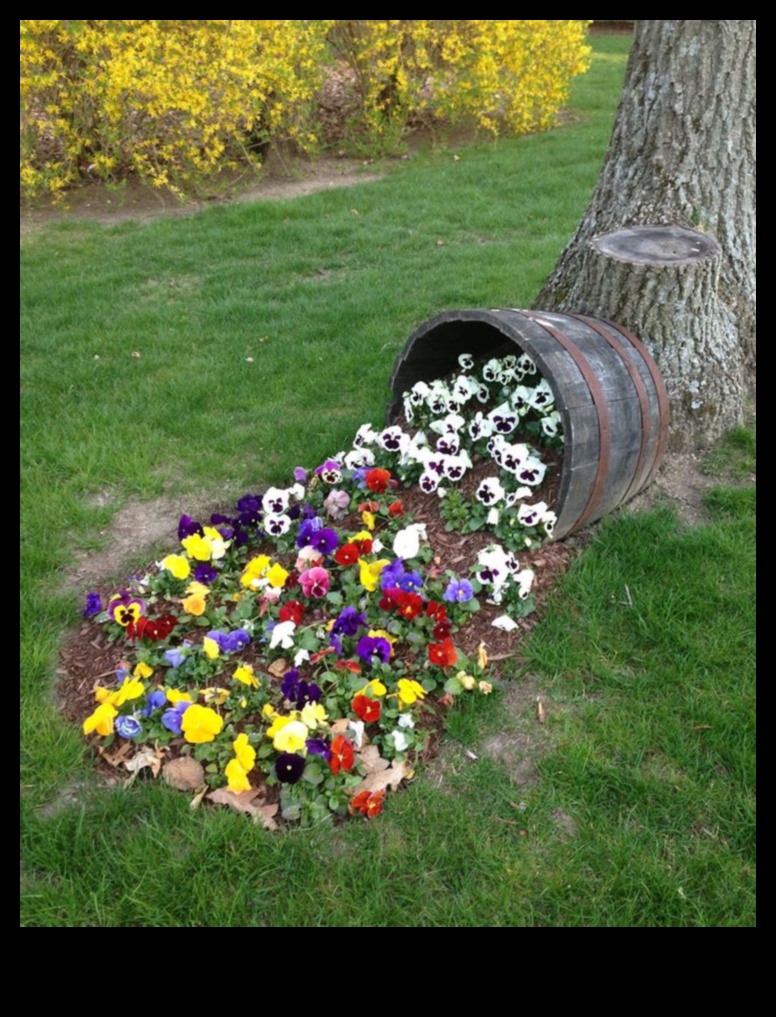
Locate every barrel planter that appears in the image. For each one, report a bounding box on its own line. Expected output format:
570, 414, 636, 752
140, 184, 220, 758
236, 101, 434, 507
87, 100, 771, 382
387, 308, 669, 540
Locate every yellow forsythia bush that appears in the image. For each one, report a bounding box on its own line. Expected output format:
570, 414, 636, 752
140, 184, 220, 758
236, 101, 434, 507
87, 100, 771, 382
327, 20, 592, 149
20, 19, 332, 199
20, 20, 591, 200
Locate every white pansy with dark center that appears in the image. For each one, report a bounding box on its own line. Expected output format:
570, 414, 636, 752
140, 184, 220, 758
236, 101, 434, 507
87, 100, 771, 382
517, 501, 548, 527
344, 448, 375, 470
468, 412, 494, 441
264, 513, 291, 537
353, 423, 378, 448
511, 385, 532, 417
529, 378, 555, 410
419, 471, 440, 493
517, 353, 537, 376
442, 451, 472, 481
517, 457, 547, 486
429, 411, 465, 436
452, 374, 479, 404
482, 358, 502, 382
541, 410, 562, 438
488, 402, 518, 435
476, 476, 506, 505
263, 487, 290, 515
517, 568, 535, 599
436, 432, 460, 456
458, 353, 474, 370
379, 426, 408, 454
476, 384, 490, 403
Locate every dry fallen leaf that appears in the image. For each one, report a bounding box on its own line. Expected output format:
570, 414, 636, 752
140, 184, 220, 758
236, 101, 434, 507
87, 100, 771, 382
131, 350, 141, 358
190, 786, 208, 810
536, 699, 547, 725
330, 718, 350, 735
359, 744, 390, 775
477, 641, 488, 670
268, 658, 289, 678
163, 756, 205, 791
353, 758, 412, 795
207, 789, 279, 830
98, 741, 133, 767
124, 746, 165, 783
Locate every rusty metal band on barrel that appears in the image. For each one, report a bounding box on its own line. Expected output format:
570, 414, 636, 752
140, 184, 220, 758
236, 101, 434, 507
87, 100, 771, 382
597, 317, 671, 483
521, 311, 611, 532
570, 313, 651, 503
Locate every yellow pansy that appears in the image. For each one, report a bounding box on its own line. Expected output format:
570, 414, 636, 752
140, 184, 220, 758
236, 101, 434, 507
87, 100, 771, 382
161, 554, 190, 580
396, 679, 427, 705
233, 733, 256, 771
272, 720, 309, 753
266, 562, 289, 589
361, 511, 376, 531
112, 675, 145, 706
181, 704, 224, 744
201, 687, 229, 705
262, 703, 278, 722
181, 592, 207, 616
202, 636, 220, 659
233, 664, 259, 689
83, 702, 118, 736
167, 689, 193, 705
181, 533, 212, 561
300, 701, 328, 730
358, 558, 390, 593
133, 662, 153, 679
225, 758, 251, 793
202, 526, 229, 560
186, 581, 211, 597
358, 677, 387, 698
241, 554, 271, 589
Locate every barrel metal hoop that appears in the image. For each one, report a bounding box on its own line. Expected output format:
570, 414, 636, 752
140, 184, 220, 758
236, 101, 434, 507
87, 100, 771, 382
597, 317, 671, 483
521, 311, 611, 532
569, 313, 651, 503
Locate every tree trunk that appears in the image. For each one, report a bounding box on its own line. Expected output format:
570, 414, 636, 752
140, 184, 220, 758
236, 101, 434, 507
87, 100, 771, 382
535, 20, 756, 451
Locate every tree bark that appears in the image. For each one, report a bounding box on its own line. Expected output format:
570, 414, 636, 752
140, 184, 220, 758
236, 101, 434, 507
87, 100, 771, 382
535, 20, 756, 450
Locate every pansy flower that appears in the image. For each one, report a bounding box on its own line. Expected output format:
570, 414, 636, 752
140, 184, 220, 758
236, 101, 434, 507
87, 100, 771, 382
115, 715, 142, 740
299, 567, 330, 599
276, 752, 305, 784
107, 591, 146, 627
428, 638, 457, 668
329, 735, 355, 775
352, 695, 381, 723
315, 459, 342, 484
177, 514, 203, 541
279, 600, 305, 625
350, 789, 386, 818
366, 468, 392, 493
443, 578, 474, 603
181, 704, 224, 744
83, 592, 102, 618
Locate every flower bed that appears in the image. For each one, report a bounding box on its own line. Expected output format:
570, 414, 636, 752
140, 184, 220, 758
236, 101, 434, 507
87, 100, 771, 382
72, 352, 567, 826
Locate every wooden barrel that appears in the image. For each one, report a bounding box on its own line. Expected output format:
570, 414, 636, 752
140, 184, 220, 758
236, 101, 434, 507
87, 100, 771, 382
387, 308, 669, 540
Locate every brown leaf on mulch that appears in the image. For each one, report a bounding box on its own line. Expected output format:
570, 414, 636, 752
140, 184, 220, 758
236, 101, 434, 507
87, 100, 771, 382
353, 758, 412, 795
163, 756, 205, 791
207, 788, 279, 830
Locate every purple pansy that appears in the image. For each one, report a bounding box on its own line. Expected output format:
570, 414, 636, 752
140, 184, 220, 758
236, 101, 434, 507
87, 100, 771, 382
332, 605, 368, 637
177, 514, 203, 541
115, 715, 142, 739
83, 592, 102, 618
443, 578, 474, 603
356, 635, 392, 667
140, 689, 168, 717
194, 563, 218, 585
275, 752, 305, 784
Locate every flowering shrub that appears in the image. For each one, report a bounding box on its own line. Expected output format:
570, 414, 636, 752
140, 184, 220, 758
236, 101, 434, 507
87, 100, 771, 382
21, 20, 591, 199
20, 20, 332, 200
78, 353, 562, 825
328, 20, 592, 152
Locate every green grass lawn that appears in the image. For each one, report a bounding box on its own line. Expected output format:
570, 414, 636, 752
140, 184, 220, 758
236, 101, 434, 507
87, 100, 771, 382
20, 36, 756, 927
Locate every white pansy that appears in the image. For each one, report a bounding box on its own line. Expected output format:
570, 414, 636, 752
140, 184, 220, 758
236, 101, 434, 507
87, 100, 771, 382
443, 453, 471, 482
517, 568, 535, 599
348, 720, 365, 749
269, 620, 296, 650
379, 425, 409, 454
541, 411, 562, 438
511, 386, 533, 417
390, 729, 410, 752
397, 713, 415, 729
476, 477, 505, 505
429, 411, 466, 435
517, 352, 537, 376
476, 384, 490, 403
517, 457, 547, 487
488, 402, 518, 435
542, 511, 558, 536
529, 378, 555, 410
458, 353, 474, 370
517, 501, 548, 527
293, 649, 311, 667
290, 483, 306, 502
263, 513, 291, 536
419, 471, 440, 493
482, 358, 502, 382
492, 615, 519, 632
263, 486, 290, 514
353, 423, 379, 447
487, 507, 500, 526
344, 448, 375, 470
408, 381, 430, 405
436, 432, 460, 456
393, 523, 427, 560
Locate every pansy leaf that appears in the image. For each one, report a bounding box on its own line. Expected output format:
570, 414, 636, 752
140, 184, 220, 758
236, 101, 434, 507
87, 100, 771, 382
303, 762, 324, 786
444, 676, 464, 695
